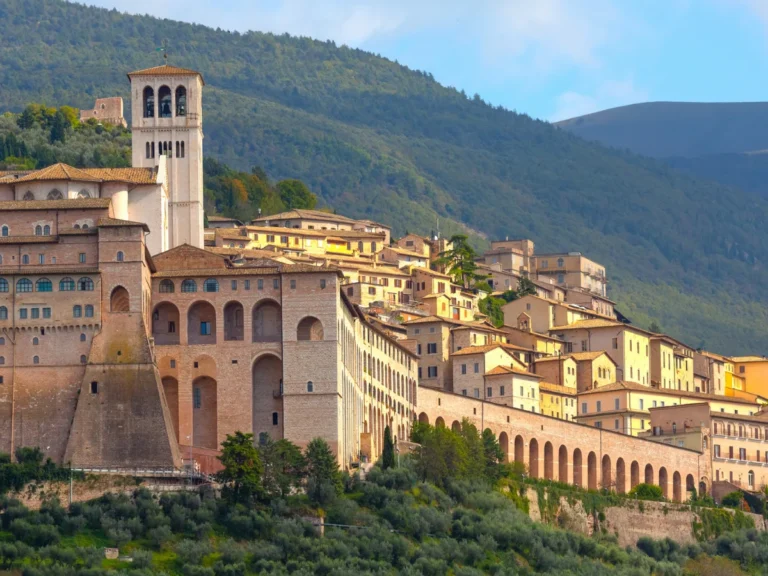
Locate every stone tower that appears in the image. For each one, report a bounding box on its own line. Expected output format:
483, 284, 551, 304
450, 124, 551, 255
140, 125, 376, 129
127, 65, 205, 250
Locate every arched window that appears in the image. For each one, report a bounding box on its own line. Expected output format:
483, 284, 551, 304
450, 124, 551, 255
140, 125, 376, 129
80, 355, 87, 364
33, 356, 39, 365
146, 142, 151, 159
43, 225, 50, 235
181, 141, 185, 158
78, 278, 94, 291
0, 307, 7, 320
143, 86, 155, 118
307, 381, 314, 392
176, 85, 187, 116
557, 258, 564, 267
82, 224, 89, 229
73, 224, 80, 230
36, 278, 52, 292
47, 190, 63, 200
22, 191, 33, 201
1, 226, 8, 237
181, 279, 197, 293
80, 333, 86, 342
110, 286, 130, 313
59, 277, 75, 291
21, 255, 28, 265
0, 357, 4, 365
77, 190, 90, 199
73, 305, 82, 318
32, 337, 38, 346
0, 279, 7, 293
159, 279, 175, 293
16, 278, 32, 293
749, 470, 755, 487
34, 225, 42, 236
203, 278, 219, 293
297, 316, 324, 341
175, 141, 180, 158
116, 251, 124, 262
158, 86, 172, 118
85, 305, 94, 318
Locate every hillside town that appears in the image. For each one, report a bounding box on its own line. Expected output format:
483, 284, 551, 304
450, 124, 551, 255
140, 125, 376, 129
0, 63, 765, 507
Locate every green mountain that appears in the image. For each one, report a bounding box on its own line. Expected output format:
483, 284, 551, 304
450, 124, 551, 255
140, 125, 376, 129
3, 0, 768, 355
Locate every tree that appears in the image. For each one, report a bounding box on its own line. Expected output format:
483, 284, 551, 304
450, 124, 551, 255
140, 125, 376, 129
258, 435, 307, 498
481, 428, 504, 480
516, 277, 537, 297
305, 437, 342, 504
433, 234, 487, 288
382, 425, 395, 469
479, 295, 505, 327
648, 321, 662, 334
49, 109, 69, 144
627, 483, 663, 501
721, 491, 744, 509
217, 431, 263, 504
276, 179, 317, 210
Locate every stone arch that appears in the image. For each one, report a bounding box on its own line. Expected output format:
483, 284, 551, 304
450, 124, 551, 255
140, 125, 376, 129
435, 417, 445, 428
143, 86, 155, 117
175, 85, 187, 116
659, 467, 669, 499
152, 302, 179, 345
544, 441, 554, 480
252, 353, 283, 441
158, 85, 172, 118
297, 316, 323, 341
686, 474, 696, 496
499, 432, 509, 462
188, 301, 216, 345
161, 376, 179, 442
558, 445, 568, 483
47, 189, 63, 200
418, 412, 429, 424
514, 435, 524, 465
631, 461, 640, 489
616, 458, 626, 494
587, 451, 598, 490
451, 420, 461, 432
601, 454, 612, 490
573, 448, 583, 487
673, 471, 682, 502
529, 438, 539, 478
645, 464, 654, 485
252, 300, 282, 342
192, 376, 217, 449
699, 479, 708, 497
223, 301, 244, 341
110, 286, 130, 313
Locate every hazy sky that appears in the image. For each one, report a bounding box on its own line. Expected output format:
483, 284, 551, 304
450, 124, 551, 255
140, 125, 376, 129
85, 0, 768, 121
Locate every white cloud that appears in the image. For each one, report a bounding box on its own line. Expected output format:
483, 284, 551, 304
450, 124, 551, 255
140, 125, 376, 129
550, 78, 649, 121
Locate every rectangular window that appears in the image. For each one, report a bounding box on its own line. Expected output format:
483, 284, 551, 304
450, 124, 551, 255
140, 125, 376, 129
168, 321, 176, 333
200, 321, 211, 335
581, 402, 587, 414
595, 421, 602, 428
19, 308, 27, 319
258, 279, 265, 290
500, 386, 505, 396
38, 254, 44, 265
612, 337, 618, 349
474, 363, 479, 373
272, 412, 279, 426
193, 387, 201, 409
714, 445, 720, 457
596, 401, 602, 412
487, 387, 492, 398
31, 308, 39, 319
427, 343, 437, 354
614, 398, 619, 410
614, 419, 620, 429
231, 280, 237, 290
79, 253, 86, 263
273, 279, 279, 289
427, 366, 438, 378
320, 279, 327, 289
474, 388, 480, 398
462, 389, 467, 396
42, 308, 51, 319
244, 280, 251, 290
290, 279, 296, 289
581, 340, 588, 351
639, 399, 644, 410
740, 448, 746, 460
418, 367, 422, 379
461, 364, 467, 375
170, 360, 176, 368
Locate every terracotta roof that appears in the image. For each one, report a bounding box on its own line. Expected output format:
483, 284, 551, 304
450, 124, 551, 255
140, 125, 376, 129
452, 344, 516, 357
207, 215, 241, 222
152, 264, 342, 278
402, 315, 459, 326
0, 266, 99, 275
0, 235, 59, 244
579, 380, 761, 405
83, 167, 158, 184
570, 351, 615, 362
13, 163, 102, 183
127, 64, 204, 84
58, 228, 98, 236
534, 355, 574, 364
97, 217, 150, 232
539, 381, 577, 395
484, 365, 541, 378
698, 350, 729, 363
731, 356, 768, 363
253, 209, 355, 224
382, 246, 427, 258
414, 267, 452, 279
0, 171, 33, 183
0, 199, 111, 211
550, 318, 625, 331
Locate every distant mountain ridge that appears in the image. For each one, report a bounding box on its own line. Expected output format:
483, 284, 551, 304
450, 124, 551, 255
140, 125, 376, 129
3, 0, 768, 354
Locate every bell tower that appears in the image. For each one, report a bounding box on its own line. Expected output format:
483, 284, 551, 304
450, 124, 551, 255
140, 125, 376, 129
127, 65, 205, 249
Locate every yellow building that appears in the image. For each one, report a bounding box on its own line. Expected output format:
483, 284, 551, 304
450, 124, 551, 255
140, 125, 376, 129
569, 351, 618, 392
539, 381, 578, 421
502, 294, 610, 335
576, 380, 763, 436
483, 365, 541, 413
502, 320, 566, 357
732, 356, 768, 398
532, 356, 578, 388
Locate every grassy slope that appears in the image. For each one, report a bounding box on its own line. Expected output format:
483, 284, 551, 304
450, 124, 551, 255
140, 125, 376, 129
2, 0, 768, 353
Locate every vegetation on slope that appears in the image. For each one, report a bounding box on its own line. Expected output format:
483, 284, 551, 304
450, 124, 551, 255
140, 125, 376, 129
3, 0, 768, 353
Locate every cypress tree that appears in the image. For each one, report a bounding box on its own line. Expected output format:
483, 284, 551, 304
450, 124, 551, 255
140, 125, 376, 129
382, 425, 395, 469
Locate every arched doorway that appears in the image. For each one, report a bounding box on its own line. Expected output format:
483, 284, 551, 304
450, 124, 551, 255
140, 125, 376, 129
514, 435, 524, 466
152, 303, 180, 345
192, 377, 217, 449
451, 420, 461, 432
573, 449, 583, 487
645, 464, 654, 485
631, 461, 640, 489
544, 441, 554, 480
699, 480, 708, 496
659, 467, 669, 499
558, 445, 568, 483
253, 301, 282, 342
601, 455, 612, 490
110, 286, 130, 313
418, 412, 429, 424
435, 417, 446, 428
499, 432, 509, 462
673, 471, 682, 502
224, 301, 244, 341
297, 316, 323, 341
252, 354, 283, 442
616, 458, 626, 494
529, 439, 539, 478
188, 302, 216, 345
161, 376, 179, 442
588, 452, 597, 490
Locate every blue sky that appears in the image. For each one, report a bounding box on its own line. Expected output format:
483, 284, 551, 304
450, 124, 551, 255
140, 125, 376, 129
86, 0, 768, 121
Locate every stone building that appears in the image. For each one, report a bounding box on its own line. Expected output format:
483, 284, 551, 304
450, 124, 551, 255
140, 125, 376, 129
79, 97, 127, 128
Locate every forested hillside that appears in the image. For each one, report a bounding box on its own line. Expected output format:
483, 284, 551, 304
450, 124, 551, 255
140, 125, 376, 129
3, 0, 768, 354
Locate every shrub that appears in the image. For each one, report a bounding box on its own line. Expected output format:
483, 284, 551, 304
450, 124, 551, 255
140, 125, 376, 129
721, 491, 743, 509
627, 483, 664, 501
